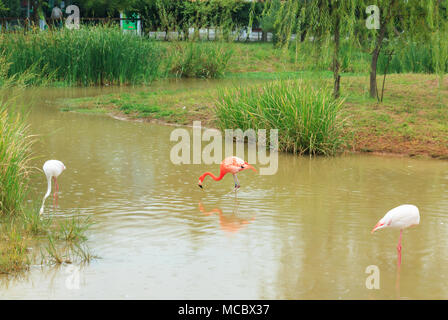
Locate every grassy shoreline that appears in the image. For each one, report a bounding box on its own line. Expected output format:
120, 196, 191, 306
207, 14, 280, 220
59, 72, 448, 160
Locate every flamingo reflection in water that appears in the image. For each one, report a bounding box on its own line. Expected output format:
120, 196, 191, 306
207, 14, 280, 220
199, 202, 255, 234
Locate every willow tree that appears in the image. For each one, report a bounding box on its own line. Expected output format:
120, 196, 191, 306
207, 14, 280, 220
259, 0, 353, 95
272, 0, 299, 49
308, 0, 359, 99
77, 0, 136, 16
183, 0, 209, 40
259, 0, 281, 42
364, 0, 432, 98
428, 0, 448, 88
245, 0, 256, 41
0, 0, 10, 16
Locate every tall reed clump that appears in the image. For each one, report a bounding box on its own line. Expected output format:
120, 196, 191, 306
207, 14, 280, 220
168, 41, 233, 78
216, 80, 345, 155
0, 86, 34, 273
0, 26, 164, 86
0, 93, 34, 216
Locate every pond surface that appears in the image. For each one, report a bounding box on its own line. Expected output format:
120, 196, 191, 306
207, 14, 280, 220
1, 82, 448, 299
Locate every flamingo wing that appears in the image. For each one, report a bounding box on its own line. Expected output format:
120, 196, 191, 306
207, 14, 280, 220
43, 160, 66, 178
383, 205, 420, 229
222, 156, 245, 174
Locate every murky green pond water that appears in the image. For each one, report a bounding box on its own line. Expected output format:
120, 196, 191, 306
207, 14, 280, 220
1, 82, 448, 299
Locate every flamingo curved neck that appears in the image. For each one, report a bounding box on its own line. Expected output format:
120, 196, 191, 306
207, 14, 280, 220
200, 170, 226, 182
40, 176, 52, 214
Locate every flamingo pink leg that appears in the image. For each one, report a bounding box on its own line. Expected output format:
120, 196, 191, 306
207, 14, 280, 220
55, 177, 59, 207
397, 229, 403, 267
53, 177, 56, 209
52, 177, 59, 209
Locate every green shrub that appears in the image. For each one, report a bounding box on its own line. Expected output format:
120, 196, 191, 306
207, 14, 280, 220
169, 41, 233, 78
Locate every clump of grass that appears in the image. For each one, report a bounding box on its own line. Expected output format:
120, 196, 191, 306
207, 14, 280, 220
0, 90, 34, 216
42, 235, 67, 265
20, 204, 52, 235
169, 41, 233, 78
0, 25, 164, 86
56, 215, 93, 243
72, 243, 96, 264
216, 79, 345, 155
0, 225, 30, 274
0, 208, 95, 273
42, 234, 96, 266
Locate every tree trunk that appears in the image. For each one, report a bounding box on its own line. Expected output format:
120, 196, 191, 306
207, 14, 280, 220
380, 50, 393, 102
262, 30, 267, 42
333, 19, 341, 99
369, 7, 388, 98
370, 49, 380, 99
300, 29, 307, 42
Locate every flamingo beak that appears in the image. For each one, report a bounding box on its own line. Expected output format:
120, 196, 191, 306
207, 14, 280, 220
245, 164, 257, 172
198, 180, 203, 189
371, 222, 385, 234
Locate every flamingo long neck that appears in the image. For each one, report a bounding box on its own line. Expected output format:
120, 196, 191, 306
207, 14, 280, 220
200, 169, 226, 183
39, 176, 52, 214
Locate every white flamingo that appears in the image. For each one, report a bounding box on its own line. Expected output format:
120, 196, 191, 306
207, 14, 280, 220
371, 204, 420, 266
39, 160, 66, 215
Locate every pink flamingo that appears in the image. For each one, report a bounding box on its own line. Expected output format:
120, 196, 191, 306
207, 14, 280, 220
198, 156, 256, 190
39, 160, 66, 215
371, 204, 420, 266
